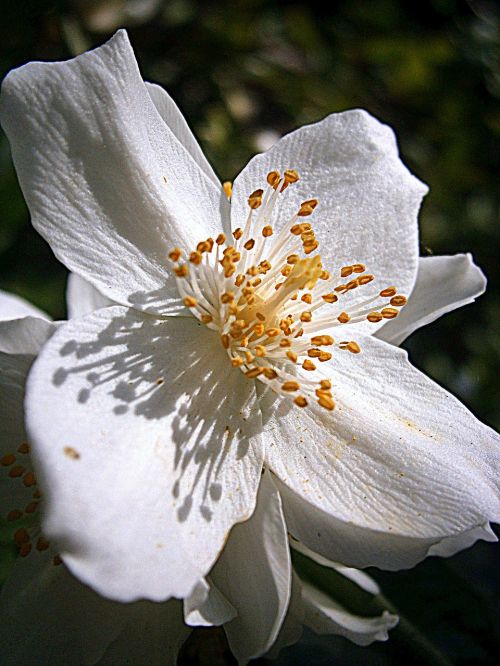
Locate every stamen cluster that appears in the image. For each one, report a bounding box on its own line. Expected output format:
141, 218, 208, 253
169, 170, 406, 411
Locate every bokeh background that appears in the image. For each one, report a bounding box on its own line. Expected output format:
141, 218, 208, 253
0, 1, 498, 664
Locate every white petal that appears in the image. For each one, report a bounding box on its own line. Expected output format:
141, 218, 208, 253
264, 571, 305, 660
264, 334, 500, 570
301, 580, 398, 646
231, 109, 427, 313
66, 273, 114, 319
183, 578, 236, 627
211, 469, 292, 664
0, 548, 128, 665
146, 82, 220, 189
0, 30, 225, 315
0, 316, 55, 354
0, 289, 49, 321
376, 254, 486, 345
290, 539, 380, 595
25, 306, 264, 602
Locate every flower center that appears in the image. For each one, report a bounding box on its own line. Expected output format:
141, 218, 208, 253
169, 169, 407, 411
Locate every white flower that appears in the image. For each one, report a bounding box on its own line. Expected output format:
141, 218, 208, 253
0, 289, 397, 664
1, 28, 499, 658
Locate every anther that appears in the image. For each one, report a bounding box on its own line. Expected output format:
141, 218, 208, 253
367, 312, 383, 323
341, 266, 354, 278
36, 537, 50, 552
294, 396, 308, 408
183, 296, 197, 308
311, 335, 334, 346
220, 292, 234, 304
318, 396, 335, 410
19, 543, 32, 557
245, 367, 263, 379
233, 228, 244, 240
352, 264, 365, 273
7, 510, 22, 521
22, 472, 36, 487
174, 264, 189, 278
265, 328, 281, 337
18, 443, 30, 454
281, 169, 299, 191
357, 274, 374, 285
1, 454, 15, 466
189, 251, 202, 265
216, 233, 226, 245
201, 314, 213, 324
287, 254, 300, 265
320, 379, 332, 390
322, 293, 338, 304
221, 334, 230, 349
320, 270, 330, 280
279, 339, 292, 348
337, 312, 350, 323
318, 351, 332, 362
24, 501, 38, 513
168, 248, 182, 261
235, 274, 245, 287
301, 293, 312, 304
340, 341, 361, 354
256, 312, 266, 321
308, 349, 321, 358
300, 311, 312, 323
267, 170, 281, 189
14, 528, 29, 546
286, 350, 298, 362
231, 357, 244, 367
255, 345, 266, 357
380, 286, 396, 298
262, 225, 273, 237
381, 307, 399, 319
302, 359, 316, 371
282, 381, 300, 392
263, 368, 278, 380
248, 189, 264, 209
298, 199, 318, 216
390, 295, 407, 307
223, 181, 233, 200
8, 465, 25, 478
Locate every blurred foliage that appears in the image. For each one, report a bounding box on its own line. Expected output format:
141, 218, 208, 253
0, 1, 499, 664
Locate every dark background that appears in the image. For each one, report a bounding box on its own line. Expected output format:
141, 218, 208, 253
0, 1, 498, 664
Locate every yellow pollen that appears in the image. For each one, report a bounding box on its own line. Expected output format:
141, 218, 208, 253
248, 189, 264, 209
358, 274, 374, 285
294, 396, 308, 408
320, 379, 332, 390
382, 307, 399, 319
183, 296, 197, 308
341, 266, 354, 277
301, 293, 312, 304
308, 348, 322, 358
337, 312, 350, 323
282, 381, 300, 392
255, 345, 266, 357
320, 270, 330, 280
390, 295, 407, 307
352, 263, 365, 273
281, 265, 293, 277
262, 225, 273, 237
367, 312, 383, 323
221, 292, 234, 304
322, 293, 338, 304
303, 241, 319, 255
263, 367, 278, 380
168, 247, 182, 261
233, 228, 243, 240
234, 274, 245, 287
223, 181, 232, 200
174, 264, 189, 278
300, 311, 312, 322
216, 233, 226, 245
286, 350, 298, 362
231, 357, 244, 367
280, 339, 292, 348
340, 341, 361, 354
318, 351, 332, 362
281, 169, 299, 191
302, 359, 316, 371
245, 351, 255, 363
380, 286, 396, 297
